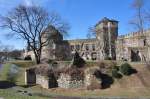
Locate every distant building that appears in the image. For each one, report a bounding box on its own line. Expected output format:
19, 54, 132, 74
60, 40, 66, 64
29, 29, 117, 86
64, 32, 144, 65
24, 17, 150, 62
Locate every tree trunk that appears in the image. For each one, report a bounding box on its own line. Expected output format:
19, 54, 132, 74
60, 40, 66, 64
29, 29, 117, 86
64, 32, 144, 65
34, 50, 41, 64
36, 56, 41, 64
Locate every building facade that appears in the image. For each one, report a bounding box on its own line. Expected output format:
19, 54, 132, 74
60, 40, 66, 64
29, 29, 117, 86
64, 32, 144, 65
24, 17, 150, 62
116, 30, 150, 62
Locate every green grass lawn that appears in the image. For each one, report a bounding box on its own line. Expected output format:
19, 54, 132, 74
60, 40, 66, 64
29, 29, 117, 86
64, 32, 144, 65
0, 63, 11, 81
0, 88, 50, 99
0, 63, 25, 85
0, 62, 53, 99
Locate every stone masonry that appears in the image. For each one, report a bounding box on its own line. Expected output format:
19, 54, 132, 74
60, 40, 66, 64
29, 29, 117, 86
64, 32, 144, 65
57, 74, 84, 88
24, 17, 150, 62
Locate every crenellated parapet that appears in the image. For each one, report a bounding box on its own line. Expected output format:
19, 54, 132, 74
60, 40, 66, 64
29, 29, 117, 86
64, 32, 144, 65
118, 29, 150, 39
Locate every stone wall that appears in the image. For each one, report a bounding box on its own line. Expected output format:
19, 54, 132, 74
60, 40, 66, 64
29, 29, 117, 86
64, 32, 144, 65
36, 75, 49, 89
84, 67, 102, 90
85, 74, 102, 90
116, 31, 150, 62
57, 73, 84, 88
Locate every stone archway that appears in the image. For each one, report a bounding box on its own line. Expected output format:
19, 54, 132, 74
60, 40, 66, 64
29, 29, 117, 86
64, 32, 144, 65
131, 49, 141, 62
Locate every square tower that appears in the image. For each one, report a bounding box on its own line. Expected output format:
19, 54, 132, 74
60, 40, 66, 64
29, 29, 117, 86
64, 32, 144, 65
95, 17, 118, 60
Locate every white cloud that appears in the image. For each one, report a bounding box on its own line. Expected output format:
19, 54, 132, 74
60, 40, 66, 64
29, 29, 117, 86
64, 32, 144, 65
22, 0, 51, 7
0, 0, 52, 8
0, 0, 21, 12
24, 0, 33, 7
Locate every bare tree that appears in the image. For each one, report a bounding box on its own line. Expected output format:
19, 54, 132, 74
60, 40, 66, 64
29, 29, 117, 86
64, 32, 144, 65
86, 26, 96, 39
130, 0, 150, 63
86, 26, 106, 59
0, 41, 2, 52
0, 5, 69, 64
0, 44, 14, 62
130, 0, 145, 33
2, 45, 14, 61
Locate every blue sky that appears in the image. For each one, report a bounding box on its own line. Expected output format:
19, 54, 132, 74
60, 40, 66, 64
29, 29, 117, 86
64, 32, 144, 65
0, 0, 150, 49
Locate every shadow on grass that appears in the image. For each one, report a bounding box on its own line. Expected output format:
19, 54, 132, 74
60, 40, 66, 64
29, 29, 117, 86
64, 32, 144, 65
20, 84, 36, 88
94, 70, 114, 89
100, 74, 114, 89
128, 68, 138, 75
0, 81, 16, 89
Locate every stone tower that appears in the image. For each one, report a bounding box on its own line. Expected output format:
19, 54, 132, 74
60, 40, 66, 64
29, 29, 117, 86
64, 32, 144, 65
95, 17, 118, 60
41, 25, 64, 60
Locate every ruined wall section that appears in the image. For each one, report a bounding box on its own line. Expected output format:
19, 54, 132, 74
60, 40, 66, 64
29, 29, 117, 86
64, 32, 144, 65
116, 30, 150, 61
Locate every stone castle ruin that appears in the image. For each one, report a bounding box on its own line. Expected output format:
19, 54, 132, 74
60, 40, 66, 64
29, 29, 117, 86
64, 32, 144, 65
24, 17, 150, 62
25, 52, 104, 89
116, 30, 150, 62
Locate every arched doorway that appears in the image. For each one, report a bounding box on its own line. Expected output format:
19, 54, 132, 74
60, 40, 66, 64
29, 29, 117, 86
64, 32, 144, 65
131, 50, 141, 62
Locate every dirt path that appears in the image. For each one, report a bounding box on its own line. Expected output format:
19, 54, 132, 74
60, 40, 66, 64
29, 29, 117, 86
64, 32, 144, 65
50, 96, 150, 99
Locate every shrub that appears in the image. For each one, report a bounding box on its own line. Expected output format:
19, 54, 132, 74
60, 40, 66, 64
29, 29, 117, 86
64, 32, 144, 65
100, 73, 114, 89
112, 69, 122, 79
119, 63, 135, 76
112, 66, 119, 71
72, 52, 85, 68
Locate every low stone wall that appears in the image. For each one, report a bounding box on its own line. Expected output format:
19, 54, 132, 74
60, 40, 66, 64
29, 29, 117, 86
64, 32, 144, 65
85, 74, 102, 90
36, 75, 49, 89
57, 74, 84, 88
84, 67, 102, 90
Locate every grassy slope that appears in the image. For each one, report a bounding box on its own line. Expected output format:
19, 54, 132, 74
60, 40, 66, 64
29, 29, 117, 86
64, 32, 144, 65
2, 61, 35, 85
0, 61, 34, 85
0, 88, 49, 99
28, 62, 150, 98
0, 63, 11, 80
0, 61, 150, 99
0, 62, 45, 99
45, 62, 150, 98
